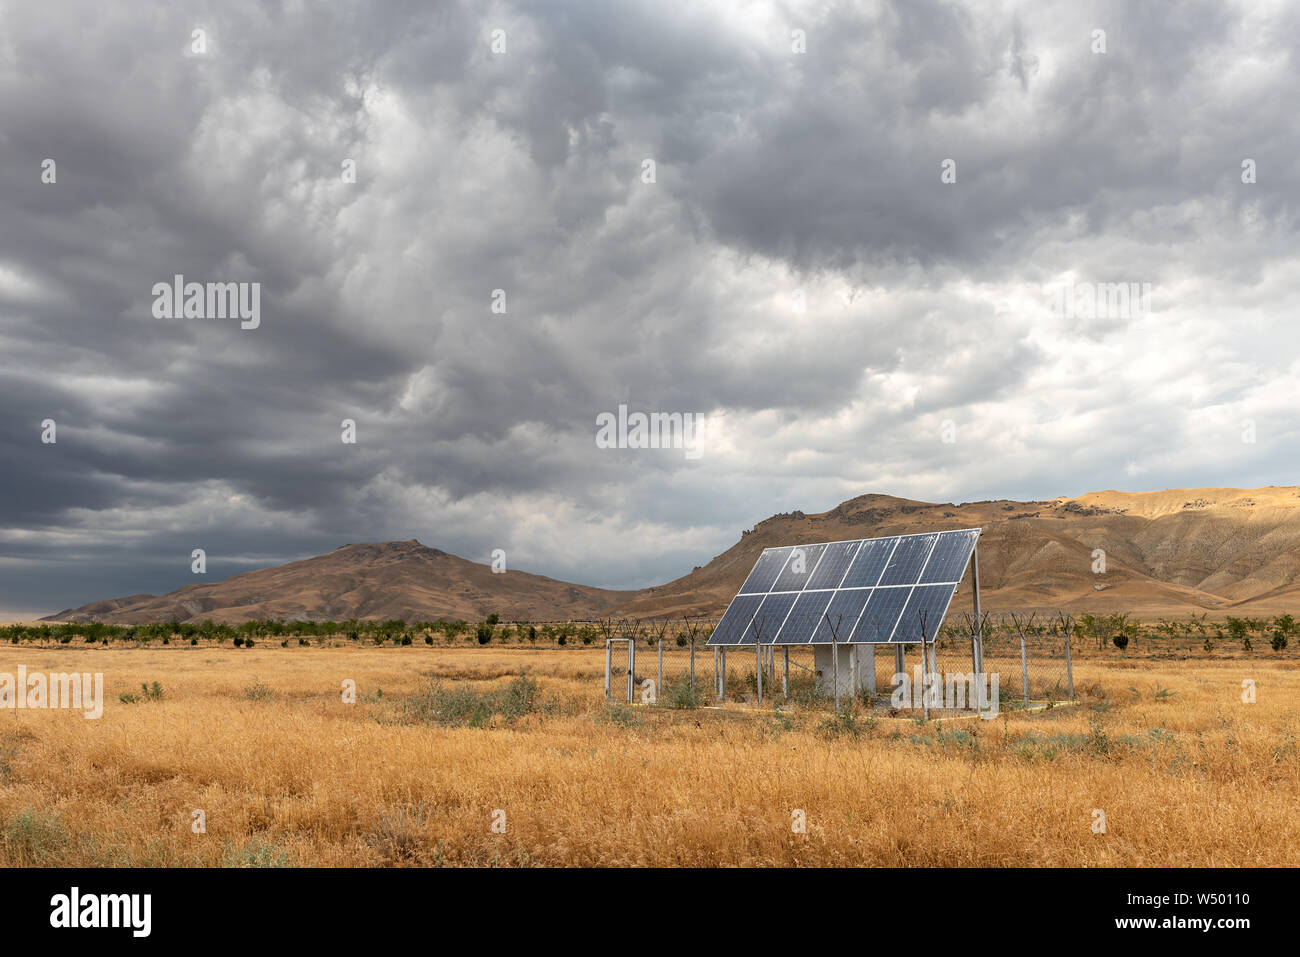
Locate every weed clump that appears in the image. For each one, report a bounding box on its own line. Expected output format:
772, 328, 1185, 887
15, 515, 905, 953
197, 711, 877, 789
400, 675, 546, 728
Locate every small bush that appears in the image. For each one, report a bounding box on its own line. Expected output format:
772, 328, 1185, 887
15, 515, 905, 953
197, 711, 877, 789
400, 675, 545, 728
233, 636, 244, 647
1111, 634, 1129, 651
121, 680, 164, 705
819, 709, 876, 739
365, 803, 430, 865
221, 837, 289, 868
662, 679, 701, 709
244, 637, 255, 648
400, 634, 412, 646
3, 808, 69, 865
243, 678, 273, 701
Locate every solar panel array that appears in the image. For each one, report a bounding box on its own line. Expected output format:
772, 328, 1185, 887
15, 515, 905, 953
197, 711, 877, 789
706, 529, 980, 646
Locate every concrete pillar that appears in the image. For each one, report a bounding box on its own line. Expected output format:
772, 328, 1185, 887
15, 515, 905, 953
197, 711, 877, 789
858, 643, 877, 694
814, 644, 855, 698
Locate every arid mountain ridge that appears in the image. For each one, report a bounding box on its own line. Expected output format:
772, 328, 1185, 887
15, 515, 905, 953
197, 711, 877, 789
45, 486, 1300, 623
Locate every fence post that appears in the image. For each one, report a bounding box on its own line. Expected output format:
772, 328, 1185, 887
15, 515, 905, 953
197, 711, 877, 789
1065, 630, 1075, 700
782, 647, 789, 696
627, 640, 635, 702
604, 640, 612, 700
895, 643, 905, 684
920, 639, 930, 720
658, 638, 664, 701
755, 642, 763, 706
690, 639, 696, 697
720, 649, 727, 701
1020, 635, 1029, 705
833, 639, 840, 712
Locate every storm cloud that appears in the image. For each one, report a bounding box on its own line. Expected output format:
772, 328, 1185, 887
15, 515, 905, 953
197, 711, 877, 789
2, 0, 1298, 615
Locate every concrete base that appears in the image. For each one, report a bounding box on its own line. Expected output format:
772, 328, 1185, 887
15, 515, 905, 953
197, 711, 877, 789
813, 644, 877, 697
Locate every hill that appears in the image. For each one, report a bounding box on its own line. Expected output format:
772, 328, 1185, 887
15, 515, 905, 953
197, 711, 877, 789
45, 540, 631, 624
45, 487, 1300, 623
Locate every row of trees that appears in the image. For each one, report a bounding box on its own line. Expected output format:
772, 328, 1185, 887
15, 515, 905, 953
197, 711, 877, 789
0, 616, 613, 647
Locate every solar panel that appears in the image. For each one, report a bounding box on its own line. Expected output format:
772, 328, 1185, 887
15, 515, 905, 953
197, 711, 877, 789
706, 528, 980, 645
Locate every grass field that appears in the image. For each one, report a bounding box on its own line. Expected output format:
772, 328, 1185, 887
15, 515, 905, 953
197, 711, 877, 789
0, 645, 1296, 866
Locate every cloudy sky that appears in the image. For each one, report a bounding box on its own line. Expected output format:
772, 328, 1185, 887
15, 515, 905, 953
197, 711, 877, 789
1, 0, 1298, 617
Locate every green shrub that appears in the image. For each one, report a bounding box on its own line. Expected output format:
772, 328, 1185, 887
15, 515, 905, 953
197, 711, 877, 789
221, 837, 290, 868
3, 808, 69, 865
661, 678, 701, 709
399, 675, 545, 727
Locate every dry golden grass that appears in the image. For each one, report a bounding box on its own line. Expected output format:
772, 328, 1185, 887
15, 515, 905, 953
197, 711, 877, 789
0, 644, 1296, 866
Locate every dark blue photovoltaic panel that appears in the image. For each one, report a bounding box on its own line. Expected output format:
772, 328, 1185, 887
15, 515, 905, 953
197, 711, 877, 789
805, 541, 859, 590
877, 534, 938, 586
738, 547, 793, 594
849, 586, 911, 642
770, 543, 828, 593
808, 589, 873, 644
892, 584, 960, 643
747, 592, 799, 644
706, 529, 980, 645
772, 590, 835, 643
710, 594, 764, 644
919, 529, 978, 584
838, 537, 897, 588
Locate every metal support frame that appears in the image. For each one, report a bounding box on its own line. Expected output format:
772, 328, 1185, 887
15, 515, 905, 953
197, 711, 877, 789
782, 647, 789, 696
657, 639, 664, 701
755, 642, 763, 705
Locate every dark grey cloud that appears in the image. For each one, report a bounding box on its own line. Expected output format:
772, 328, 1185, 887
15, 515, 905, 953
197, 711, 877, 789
1, 0, 1299, 615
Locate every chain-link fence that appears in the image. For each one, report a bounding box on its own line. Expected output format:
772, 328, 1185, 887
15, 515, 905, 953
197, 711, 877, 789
597, 614, 1077, 717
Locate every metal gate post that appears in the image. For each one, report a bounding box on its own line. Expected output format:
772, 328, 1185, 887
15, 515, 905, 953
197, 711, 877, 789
627, 640, 635, 702
690, 639, 696, 696
604, 640, 612, 700
755, 642, 763, 706
658, 639, 664, 702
